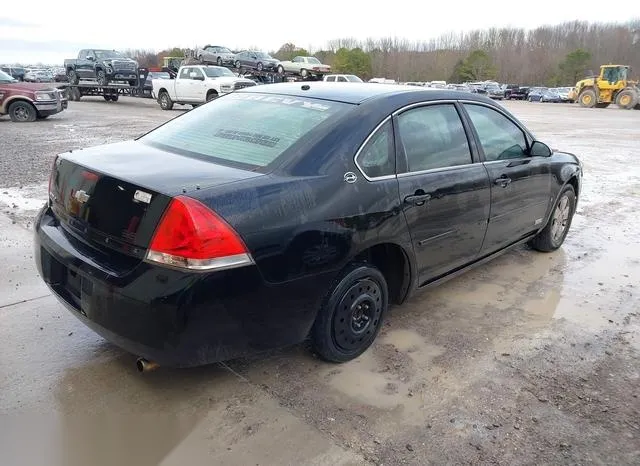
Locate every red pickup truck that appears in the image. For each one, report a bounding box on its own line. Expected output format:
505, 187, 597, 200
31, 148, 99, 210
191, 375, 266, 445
0, 69, 67, 122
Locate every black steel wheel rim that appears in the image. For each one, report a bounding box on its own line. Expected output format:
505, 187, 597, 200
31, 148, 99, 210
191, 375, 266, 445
333, 278, 382, 352
14, 104, 30, 121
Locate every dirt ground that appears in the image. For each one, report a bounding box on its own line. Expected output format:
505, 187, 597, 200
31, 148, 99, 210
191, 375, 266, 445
0, 96, 639, 466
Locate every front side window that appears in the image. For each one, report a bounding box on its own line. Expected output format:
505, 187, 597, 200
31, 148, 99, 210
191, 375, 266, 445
397, 104, 472, 173
464, 104, 528, 161
180, 67, 192, 79
355, 120, 395, 178
141, 93, 352, 170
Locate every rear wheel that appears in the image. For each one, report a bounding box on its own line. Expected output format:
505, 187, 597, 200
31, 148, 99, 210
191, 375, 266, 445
67, 69, 79, 85
216, 57, 222, 66
8, 101, 37, 122
257, 62, 263, 71
300, 69, 308, 77
529, 185, 576, 252
206, 90, 218, 102
277, 65, 285, 75
234, 60, 241, 69
158, 91, 173, 110
615, 89, 638, 109
578, 88, 596, 108
311, 264, 388, 363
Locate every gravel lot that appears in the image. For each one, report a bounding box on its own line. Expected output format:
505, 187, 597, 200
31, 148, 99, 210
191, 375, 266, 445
1, 96, 639, 466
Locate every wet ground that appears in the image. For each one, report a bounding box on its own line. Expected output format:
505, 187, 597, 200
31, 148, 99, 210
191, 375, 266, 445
1, 97, 639, 466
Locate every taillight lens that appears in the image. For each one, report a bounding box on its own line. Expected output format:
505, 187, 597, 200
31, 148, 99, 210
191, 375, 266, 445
48, 155, 59, 203
146, 195, 253, 272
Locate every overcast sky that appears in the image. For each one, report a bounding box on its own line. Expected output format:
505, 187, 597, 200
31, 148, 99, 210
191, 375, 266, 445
0, 2, 635, 65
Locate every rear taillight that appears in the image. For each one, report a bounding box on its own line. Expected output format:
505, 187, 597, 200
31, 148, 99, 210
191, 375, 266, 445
48, 155, 58, 203
146, 195, 253, 272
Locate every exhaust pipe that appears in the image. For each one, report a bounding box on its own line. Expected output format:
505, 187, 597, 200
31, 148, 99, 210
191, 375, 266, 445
136, 358, 159, 373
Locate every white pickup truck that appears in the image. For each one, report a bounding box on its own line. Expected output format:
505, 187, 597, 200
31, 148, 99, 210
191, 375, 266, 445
152, 65, 256, 110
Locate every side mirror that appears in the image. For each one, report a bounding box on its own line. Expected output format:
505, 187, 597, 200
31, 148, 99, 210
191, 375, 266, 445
87, 56, 95, 61
530, 141, 552, 157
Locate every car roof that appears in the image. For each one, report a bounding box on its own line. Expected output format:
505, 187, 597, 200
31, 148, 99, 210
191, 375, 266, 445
237, 82, 492, 105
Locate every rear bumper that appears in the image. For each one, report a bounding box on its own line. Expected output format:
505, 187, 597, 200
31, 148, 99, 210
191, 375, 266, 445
34, 206, 329, 367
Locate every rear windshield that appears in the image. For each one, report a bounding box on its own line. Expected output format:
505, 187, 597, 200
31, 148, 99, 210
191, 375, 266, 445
140, 92, 351, 170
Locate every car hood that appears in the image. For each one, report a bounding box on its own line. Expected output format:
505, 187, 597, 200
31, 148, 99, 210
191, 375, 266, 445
0, 81, 60, 92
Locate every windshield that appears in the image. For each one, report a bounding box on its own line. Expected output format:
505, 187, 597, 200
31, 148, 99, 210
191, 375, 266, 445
95, 50, 125, 59
140, 92, 351, 170
203, 67, 236, 77
306, 57, 321, 64
255, 52, 270, 59
0, 69, 17, 83
346, 75, 363, 82
219, 47, 232, 53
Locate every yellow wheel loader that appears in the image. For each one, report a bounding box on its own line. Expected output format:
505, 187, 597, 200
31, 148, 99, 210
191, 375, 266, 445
574, 65, 640, 109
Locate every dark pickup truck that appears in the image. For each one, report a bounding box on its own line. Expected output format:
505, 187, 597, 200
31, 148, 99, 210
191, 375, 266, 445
504, 85, 530, 100
64, 49, 138, 86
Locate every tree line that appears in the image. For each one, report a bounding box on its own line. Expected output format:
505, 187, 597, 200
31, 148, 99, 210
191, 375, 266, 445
126, 19, 640, 86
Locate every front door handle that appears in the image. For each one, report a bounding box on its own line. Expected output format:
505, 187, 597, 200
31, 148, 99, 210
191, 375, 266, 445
494, 175, 512, 187
404, 193, 432, 206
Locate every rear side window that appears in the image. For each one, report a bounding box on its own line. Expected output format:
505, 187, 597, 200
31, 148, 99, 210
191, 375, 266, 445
141, 93, 351, 169
397, 104, 472, 172
356, 120, 394, 178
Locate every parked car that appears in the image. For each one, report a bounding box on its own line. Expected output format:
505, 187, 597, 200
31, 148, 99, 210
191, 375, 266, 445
64, 49, 139, 86
323, 74, 363, 82
540, 88, 562, 103
233, 51, 280, 71
52, 68, 68, 82
196, 45, 235, 66
35, 83, 582, 369
24, 70, 54, 83
484, 83, 504, 100
152, 65, 255, 109
276, 56, 331, 77
555, 87, 575, 103
0, 69, 67, 122
1, 65, 25, 81
527, 87, 548, 102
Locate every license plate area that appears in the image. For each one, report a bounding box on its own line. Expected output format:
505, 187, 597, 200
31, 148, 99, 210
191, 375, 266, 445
43, 249, 93, 313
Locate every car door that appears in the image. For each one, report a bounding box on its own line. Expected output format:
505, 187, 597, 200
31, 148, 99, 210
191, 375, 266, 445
175, 67, 194, 101
189, 67, 207, 100
394, 102, 491, 284
461, 102, 553, 254
76, 50, 92, 79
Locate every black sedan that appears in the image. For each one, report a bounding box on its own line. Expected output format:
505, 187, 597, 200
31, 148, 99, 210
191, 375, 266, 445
35, 83, 582, 370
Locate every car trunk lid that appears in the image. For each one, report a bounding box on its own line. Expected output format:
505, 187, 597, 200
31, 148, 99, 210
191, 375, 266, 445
49, 140, 263, 261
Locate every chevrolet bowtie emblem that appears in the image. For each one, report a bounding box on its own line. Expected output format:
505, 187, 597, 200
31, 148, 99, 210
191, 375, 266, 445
74, 190, 90, 204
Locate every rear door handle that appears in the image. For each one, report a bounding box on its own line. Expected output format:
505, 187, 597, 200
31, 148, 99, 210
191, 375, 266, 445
494, 175, 512, 187
404, 193, 432, 206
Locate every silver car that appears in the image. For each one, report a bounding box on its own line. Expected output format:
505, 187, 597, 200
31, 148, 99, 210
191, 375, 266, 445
197, 45, 235, 66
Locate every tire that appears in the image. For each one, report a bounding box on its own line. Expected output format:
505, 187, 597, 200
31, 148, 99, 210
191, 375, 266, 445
615, 89, 638, 109
103, 95, 111, 101
110, 94, 119, 102
257, 62, 263, 71
158, 91, 173, 110
578, 88, 596, 108
8, 100, 37, 122
311, 263, 388, 363
216, 57, 222, 66
206, 90, 218, 102
300, 69, 308, 78
96, 69, 108, 86
67, 69, 79, 85
234, 60, 241, 69
277, 65, 285, 75
528, 184, 576, 252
